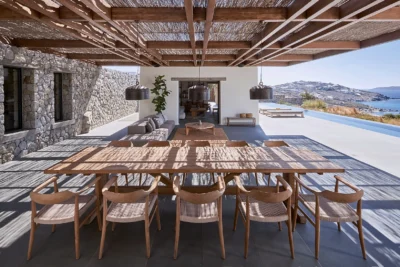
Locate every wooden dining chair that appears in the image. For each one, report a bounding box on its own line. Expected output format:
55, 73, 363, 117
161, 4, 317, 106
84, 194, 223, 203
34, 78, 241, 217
107, 140, 133, 186
184, 140, 215, 184
292, 175, 366, 259
27, 176, 101, 260
233, 175, 294, 259
172, 175, 226, 259
225, 141, 259, 186
263, 140, 290, 186
99, 175, 161, 259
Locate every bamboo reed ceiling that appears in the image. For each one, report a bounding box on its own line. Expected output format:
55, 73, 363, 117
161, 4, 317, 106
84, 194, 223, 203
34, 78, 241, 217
0, 0, 399, 67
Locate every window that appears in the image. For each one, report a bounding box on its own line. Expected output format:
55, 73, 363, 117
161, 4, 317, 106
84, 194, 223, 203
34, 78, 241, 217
54, 73, 63, 121
4, 67, 22, 133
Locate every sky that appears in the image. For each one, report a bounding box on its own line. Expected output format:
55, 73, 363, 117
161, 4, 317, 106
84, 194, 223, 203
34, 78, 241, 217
105, 40, 400, 90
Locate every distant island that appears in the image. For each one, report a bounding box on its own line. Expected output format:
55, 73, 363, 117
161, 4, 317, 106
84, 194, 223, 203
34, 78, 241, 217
271, 80, 400, 114
366, 86, 400, 99
269, 80, 400, 126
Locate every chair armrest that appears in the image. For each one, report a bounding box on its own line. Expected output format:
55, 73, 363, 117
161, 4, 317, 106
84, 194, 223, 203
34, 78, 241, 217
334, 175, 361, 192
275, 175, 290, 190
293, 175, 318, 195
234, 176, 251, 194
33, 176, 58, 193
145, 176, 161, 194
102, 175, 118, 193
75, 176, 102, 195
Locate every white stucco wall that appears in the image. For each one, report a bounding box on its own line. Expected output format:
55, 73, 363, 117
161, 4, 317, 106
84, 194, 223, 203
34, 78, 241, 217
139, 67, 259, 125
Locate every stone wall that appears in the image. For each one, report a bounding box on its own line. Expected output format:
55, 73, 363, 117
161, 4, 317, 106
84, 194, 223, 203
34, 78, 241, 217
0, 43, 138, 163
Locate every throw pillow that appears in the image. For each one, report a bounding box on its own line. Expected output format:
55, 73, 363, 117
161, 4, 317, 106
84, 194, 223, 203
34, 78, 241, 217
156, 114, 165, 124
148, 118, 156, 131
145, 121, 153, 133
152, 117, 160, 129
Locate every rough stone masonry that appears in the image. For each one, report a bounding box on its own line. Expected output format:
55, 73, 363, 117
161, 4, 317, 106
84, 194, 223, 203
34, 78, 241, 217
0, 43, 138, 163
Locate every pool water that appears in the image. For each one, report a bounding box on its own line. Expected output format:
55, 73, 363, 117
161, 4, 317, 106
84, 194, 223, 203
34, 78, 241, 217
259, 103, 400, 138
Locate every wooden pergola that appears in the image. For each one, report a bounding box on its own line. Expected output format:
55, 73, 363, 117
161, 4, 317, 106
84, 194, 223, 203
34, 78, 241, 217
0, 0, 399, 67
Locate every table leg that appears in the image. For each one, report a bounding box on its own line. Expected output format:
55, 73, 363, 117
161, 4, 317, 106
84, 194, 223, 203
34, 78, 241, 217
283, 173, 306, 224
186, 127, 189, 136
86, 174, 108, 225
213, 127, 215, 136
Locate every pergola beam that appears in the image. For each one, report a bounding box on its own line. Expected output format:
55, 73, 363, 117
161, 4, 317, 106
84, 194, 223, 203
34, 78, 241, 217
1, 6, 400, 22
236, 0, 341, 66
6, 0, 146, 65
162, 54, 236, 61
56, 0, 150, 66
249, 0, 395, 66
11, 39, 361, 51
229, 0, 320, 66
184, 0, 197, 66
74, 0, 163, 65
201, 0, 216, 65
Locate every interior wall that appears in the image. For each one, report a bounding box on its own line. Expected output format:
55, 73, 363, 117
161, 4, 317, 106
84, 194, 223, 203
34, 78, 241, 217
140, 67, 259, 125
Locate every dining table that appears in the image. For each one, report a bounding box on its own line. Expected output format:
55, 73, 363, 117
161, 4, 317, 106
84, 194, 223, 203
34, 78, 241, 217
44, 146, 344, 223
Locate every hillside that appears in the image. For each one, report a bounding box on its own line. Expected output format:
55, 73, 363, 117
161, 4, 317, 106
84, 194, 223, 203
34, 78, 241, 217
273, 81, 389, 105
367, 86, 400, 98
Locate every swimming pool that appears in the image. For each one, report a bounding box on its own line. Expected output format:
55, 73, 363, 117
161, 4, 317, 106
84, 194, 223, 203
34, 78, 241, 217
259, 103, 400, 138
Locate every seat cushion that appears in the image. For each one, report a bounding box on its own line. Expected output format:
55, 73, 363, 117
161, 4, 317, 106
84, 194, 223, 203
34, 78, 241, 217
180, 200, 219, 223
160, 120, 175, 136
127, 120, 147, 134
239, 195, 288, 223
300, 194, 359, 222
106, 194, 157, 223
34, 195, 96, 224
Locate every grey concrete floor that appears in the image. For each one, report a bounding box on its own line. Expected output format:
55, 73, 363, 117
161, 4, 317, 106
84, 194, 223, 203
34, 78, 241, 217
0, 113, 399, 266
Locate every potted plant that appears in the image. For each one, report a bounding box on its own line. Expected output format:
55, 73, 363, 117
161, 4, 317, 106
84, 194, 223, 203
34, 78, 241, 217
151, 75, 171, 117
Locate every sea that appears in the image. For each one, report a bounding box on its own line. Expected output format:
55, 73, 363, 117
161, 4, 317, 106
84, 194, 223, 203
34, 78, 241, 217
362, 99, 400, 115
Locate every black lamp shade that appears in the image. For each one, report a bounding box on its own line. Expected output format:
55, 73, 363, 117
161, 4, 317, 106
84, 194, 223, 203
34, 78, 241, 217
125, 84, 150, 100
188, 85, 210, 101
249, 83, 273, 100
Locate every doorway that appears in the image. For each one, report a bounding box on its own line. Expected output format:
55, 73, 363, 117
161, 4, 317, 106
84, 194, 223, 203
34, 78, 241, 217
178, 81, 220, 125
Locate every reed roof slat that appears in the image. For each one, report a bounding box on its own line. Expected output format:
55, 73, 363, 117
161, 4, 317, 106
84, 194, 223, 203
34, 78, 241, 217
320, 21, 400, 41
0, 21, 76, 40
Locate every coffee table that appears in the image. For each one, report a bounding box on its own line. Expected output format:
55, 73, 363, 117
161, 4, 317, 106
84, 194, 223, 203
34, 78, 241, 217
185, 122, 215, 136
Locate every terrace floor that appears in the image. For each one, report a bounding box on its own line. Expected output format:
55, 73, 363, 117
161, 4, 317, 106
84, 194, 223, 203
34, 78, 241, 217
0, 113, 399, 267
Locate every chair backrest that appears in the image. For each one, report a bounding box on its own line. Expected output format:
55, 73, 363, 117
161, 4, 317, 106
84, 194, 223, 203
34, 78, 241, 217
108, 140, 133, 147
225, 141, 249, 147
172, 176, 225, 204
30, 176, 75, 205
236, 175, 292, 203
263, 140, 289, 147
102, 176, 160, 203
186, 140, 211, 147
146, 140, 171, 147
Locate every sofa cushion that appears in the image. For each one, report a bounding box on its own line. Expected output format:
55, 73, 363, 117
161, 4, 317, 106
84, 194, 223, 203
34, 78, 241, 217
145, 121, 153, 133
127, 120, 147, 134
152, 117, 160, 129
160, 120, 175, 135
148, 118, 156, 130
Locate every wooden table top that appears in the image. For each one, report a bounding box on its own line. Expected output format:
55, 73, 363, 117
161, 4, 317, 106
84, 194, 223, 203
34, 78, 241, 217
44, 146, 344, 175
185, 122, 215, 129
